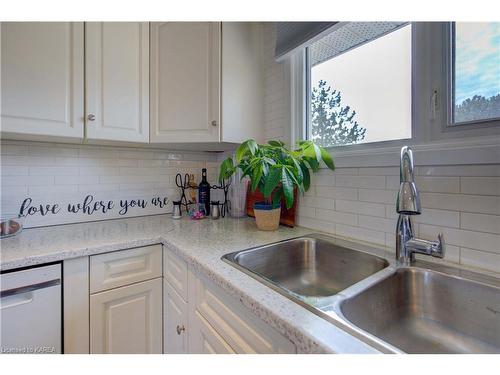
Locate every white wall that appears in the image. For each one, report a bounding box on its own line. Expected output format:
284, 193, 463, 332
263, 23, 289, 143
0, 140, 219, 228
262, 22, 500, 275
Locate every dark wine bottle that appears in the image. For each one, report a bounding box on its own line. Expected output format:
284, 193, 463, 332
198, 168, 211, 215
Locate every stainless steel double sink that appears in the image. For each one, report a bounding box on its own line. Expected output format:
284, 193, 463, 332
222, 234, 500, 353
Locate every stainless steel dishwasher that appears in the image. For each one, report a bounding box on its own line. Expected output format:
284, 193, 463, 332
1, 263, 62, 354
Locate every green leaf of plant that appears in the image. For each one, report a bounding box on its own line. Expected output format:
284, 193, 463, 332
312, 143, 322, 162
305, 156, 319, 172
251, 163, 263, 192
285, 166, 303, 193
268, 140, 284, 147
300, 162, 311, 191
262, 156, 276, 165
281, 167, 294, 209
218, 157, 234, 182
272, 186, 283, 208
235, 142, 248, 163
319, 146, 335, 170
302, 142, 317, 159
247, 139, 258, 156
262, 166, 281, 198
290, 157, 303, 184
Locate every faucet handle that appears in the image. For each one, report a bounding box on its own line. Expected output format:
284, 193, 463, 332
432, 233, 445, 258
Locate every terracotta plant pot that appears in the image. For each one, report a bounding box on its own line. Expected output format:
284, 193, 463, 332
253, 202, 281, 231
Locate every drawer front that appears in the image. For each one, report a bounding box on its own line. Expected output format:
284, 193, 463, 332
164, 280, 188, 354
193, 273, 296, 354
90, 245, 162, 293
163, 248, 188, 300
190, 310, 235, 354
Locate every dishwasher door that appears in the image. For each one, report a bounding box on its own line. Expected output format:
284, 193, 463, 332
1, 264, 62, 354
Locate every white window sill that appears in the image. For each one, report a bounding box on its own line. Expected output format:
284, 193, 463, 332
326, 135, 500, 168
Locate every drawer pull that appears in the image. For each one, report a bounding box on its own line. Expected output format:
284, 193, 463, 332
176, 325, 185, 335
0, 279, 60, 299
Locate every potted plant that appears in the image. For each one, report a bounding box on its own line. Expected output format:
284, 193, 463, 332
219, 139, 335, 231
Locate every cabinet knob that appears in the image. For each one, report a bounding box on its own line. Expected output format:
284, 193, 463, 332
87, 114, 96, 122
211, 120, 217, 127
176, 325, 185, 335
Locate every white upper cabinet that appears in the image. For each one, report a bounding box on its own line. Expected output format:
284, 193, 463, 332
0, 22, 84, 140
150, 22, 221, 143
2, 22, 263, 147
85, 22, 150, 143
150, 22, 264, 147
220, 22, 264, 144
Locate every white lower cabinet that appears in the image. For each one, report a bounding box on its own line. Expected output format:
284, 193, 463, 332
65, 246, 296, 354
163, 280, 188, 353
162, 247, 295, 354
188, 268, 296, 354
90, 278, 162, 354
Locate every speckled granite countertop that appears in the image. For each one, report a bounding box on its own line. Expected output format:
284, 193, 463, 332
0, 214, 380, 354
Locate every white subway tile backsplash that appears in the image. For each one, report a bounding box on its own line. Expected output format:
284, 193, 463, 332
316, 185, 357, 200
298, 206, 316, 219
1, 155, 31, 165
1, 166, 29, 176
1, 144, 28, 156
2, 175, 54, 186
1, 140, 214, 228
413, 208, 460, 228
417, 165, 500, 177
316, 208, 357, 226
358, 188, 397, 204
461, 177, 500, 196
336, 175, 386, 189
55, 175, 100, 185
301, 196, 335, 210
420, 192, 500, 215
358, 167, 398, 176
386, 175, 461, 193
405, 176, 461, 193
311, 174, 335, 186
460, 248, 500, 273
28, 185, 79, 195
336, 199, 386, 217
461, 212, 500, 234
30, 145, 78, 157
358, 215, 396, 233
29, 166, 79, 176
336, 224, 386, 246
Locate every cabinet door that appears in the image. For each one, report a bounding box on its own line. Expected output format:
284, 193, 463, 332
90, 278, 162, 354
85, 22, 149, 143
0, 22, 84, 140
190, 311, 235, 354
150, 22, 220, 143
163, 280, 188, 353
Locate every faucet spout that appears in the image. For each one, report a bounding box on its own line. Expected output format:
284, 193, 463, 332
397, 146, 421, 215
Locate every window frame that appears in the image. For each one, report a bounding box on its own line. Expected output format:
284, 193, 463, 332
446, 22, 500, 128
291, 22, 500, 158
304, 23, 414, 150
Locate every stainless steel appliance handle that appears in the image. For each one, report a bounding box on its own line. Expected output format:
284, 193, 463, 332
0, 279, 61, 299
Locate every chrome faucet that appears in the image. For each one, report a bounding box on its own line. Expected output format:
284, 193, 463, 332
396, 146, 445, 264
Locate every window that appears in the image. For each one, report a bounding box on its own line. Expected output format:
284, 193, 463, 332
450, 22, 500, 125
306, 23, 412, 148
